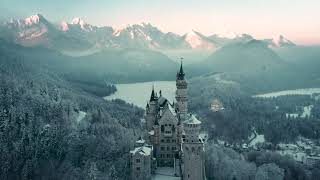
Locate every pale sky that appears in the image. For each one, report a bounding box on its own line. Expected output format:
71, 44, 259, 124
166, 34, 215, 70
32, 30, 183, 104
1, 0, 319, 45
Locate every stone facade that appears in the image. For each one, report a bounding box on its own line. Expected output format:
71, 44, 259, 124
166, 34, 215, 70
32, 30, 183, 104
130, 62, 206, 180
130, 144, 153, 180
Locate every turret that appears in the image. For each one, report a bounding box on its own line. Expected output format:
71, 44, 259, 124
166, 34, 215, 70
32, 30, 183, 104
181, 114, 205, 180
146, 86, 158, 131
176, 60, 188, 120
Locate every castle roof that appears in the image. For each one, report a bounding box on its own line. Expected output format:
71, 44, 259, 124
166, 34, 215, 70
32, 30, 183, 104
176, 61, 185, 80
158, 96, 168, 107
150, 85, 156, 101
167, 103, 177, 116
184, 114, 201, 125
130, 146, 152, 156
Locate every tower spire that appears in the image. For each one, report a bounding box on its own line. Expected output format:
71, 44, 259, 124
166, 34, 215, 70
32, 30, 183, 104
150, 84, 156, 101
177, 57, 185, 80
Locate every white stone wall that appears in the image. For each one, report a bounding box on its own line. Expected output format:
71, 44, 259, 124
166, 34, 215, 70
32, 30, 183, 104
156, 109, 180, 167
131, 153, 152, 180
176, 79, 188, 118
182, 143, 205, 180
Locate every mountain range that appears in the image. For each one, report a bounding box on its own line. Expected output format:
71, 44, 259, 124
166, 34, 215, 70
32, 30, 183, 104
2, 13, 319, 94
0, 14, 296, 54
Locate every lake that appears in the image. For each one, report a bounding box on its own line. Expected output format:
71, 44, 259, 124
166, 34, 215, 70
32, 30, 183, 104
104, 81, 176, 108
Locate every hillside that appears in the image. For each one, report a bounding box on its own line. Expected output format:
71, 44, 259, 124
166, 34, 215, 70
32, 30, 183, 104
0, 39, 146, 179
187, 40, 317, 94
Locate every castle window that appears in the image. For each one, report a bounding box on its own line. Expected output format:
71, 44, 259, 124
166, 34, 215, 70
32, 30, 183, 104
136, 159, 140, 163
172, 139, 176, 143
167, 154, 171, 158
161, 125, 164, 132
172, 147, 176, 151
136, 167, 140, 171
167, 146, 170, 151
167, 139, 170, 143
161, 139, 164, 143
161, 146, 165, 151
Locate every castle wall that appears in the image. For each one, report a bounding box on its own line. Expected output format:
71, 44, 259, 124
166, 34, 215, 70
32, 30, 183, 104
153, 108, 181, 167
182, 142, 205, 180
130, 150, 152, 180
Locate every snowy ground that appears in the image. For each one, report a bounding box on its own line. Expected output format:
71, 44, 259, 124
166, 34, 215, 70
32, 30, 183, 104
213, 73, 236, 84
253, 88, 320, 98
301, 105, 313, 118
285, 105, 313, 119
276, 137, 320, 163
104, 81, 176, 108
286, 113, 299, 119
248, 131, 265, 148
152, 167, 180, 180
199, 132, 209, 143
76, 111, 87, 123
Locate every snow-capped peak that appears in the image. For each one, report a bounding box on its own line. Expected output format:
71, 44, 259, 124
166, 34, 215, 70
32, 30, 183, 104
71, 17, 85, 26
184, 30, 215, 50
69, 17, 94, 32
272, 35, 295, 47
25, 14, 44, 25
61, 21, 69, 31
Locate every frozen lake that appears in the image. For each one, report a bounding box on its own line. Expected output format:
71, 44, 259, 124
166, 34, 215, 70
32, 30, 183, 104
104, 81, 176, 109
253, 88, 320, 98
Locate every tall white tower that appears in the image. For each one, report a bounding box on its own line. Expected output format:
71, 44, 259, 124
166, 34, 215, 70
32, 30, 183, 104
182, 114, 205, 180
175, 61, 188, 120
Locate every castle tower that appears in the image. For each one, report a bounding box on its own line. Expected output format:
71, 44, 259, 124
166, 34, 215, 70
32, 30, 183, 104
176, 61, 188, 120
181, 114, 205, 180
146, 86, 158, 131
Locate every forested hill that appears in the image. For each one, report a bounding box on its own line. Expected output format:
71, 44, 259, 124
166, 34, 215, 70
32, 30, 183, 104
0, 39, 144, 179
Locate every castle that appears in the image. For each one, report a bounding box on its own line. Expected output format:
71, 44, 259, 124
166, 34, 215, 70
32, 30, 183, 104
130, 62, 206, 180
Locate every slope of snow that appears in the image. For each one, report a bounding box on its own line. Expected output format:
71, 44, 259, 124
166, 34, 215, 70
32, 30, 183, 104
301, 105, 313, 118
152, 167, 180, 180
25, 14, 41, 25
248, 130, 265, 148
253, 88, 320, 98
71, 17, 85, 26
184, 30, 214, 49
76, 111, 87, 123
69, 17, 93, 31
61, 21, 69, 31
271, 35, 295, 47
